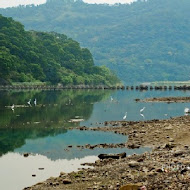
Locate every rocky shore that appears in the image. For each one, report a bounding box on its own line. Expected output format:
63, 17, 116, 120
25, 115, 190, 190
140, 96, 190, 103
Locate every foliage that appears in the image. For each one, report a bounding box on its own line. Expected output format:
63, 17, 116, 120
1, 0, 190, 84
0, 14, 120, 85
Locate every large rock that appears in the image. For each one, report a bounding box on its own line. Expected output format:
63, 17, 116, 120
173, 150, 185, 157
62, 179, 72, 184
98, 152, 126, 159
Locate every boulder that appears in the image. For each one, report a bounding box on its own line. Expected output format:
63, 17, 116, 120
98, 152, 126, 159
23, 153, 29, 157
173, 150, 185, 157
62, 179, 72, 184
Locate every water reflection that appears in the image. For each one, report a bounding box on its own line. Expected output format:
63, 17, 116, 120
0, 89, 189, 156
15, 130, 128, 160
0, 89, 189, 189
0, 90, 110, 129
0, 127, 67, 156
0, 152, 98, 190
81, 89, 190, 126
0, 90, 111, 155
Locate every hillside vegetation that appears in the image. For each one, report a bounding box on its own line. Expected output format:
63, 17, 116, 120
0, 14, 120, 85
1, 0, 190, 84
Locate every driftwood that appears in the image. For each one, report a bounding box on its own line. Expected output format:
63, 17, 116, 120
98, 152, 126, 159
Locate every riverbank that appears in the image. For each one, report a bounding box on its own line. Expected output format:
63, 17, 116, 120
141, 96, 190, 103
1, 84, 190, 91
24, 115, 190, 190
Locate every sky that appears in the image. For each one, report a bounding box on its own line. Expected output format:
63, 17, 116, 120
0, 0, 46, 8
83, 0, 135, 4
0, 0, 135, 8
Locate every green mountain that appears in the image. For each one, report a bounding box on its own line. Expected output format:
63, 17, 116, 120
1, 0, 190, 84
0, 14, 120, 85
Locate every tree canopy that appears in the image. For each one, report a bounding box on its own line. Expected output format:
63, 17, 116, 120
0, 14, 120, 85
1, 0, 190, 84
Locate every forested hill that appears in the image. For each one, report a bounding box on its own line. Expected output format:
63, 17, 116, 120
0, 15, 120, 85
1, 0, 190, 84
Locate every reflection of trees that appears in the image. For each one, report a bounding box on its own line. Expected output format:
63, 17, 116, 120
0, 127, 67, 156
0, 90, 111, 156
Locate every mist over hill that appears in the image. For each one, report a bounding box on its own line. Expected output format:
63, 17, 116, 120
1, 0, 190, 84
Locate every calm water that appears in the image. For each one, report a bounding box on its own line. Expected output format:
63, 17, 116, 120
0, 89, 189, 190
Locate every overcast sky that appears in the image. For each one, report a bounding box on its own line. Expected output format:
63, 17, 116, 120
0, 0, 135, 8
0, 0, 46, 8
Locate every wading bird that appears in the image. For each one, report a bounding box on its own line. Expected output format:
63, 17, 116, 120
34, 98, 37, 106
140, 107, 146, 113
27, 99, 31, 107
123, 112, 127, 120
140, 113, 145, 119
11, 104, 14, 111
184, 107, 190, 113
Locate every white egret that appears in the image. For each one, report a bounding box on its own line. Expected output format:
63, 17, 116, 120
34, 98, 37, 106
27, 99, 32, 107
11, 104, 14, 111
140, 107, 146, 113
123, 112, 127, 120
110, 96, 113, 102
184, 108, 190, 113
140, 113, 145, 119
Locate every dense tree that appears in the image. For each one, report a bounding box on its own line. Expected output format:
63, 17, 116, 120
1, 0, 190, 83
0, 14, 120, 85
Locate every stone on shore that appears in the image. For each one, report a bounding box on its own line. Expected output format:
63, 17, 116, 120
62, 179, 72, 184
98, 152, 126, 159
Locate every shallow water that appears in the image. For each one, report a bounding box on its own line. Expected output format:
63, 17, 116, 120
0, 89, 189, 190
0, 153, 98, 190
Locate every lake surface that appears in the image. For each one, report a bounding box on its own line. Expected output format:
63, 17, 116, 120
0, 89, 189, 190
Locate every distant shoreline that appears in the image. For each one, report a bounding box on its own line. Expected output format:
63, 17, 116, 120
140, 96, 190, 103
1, 84, 190, 91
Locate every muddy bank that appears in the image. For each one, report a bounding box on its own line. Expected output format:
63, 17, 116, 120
76, 116, 190, 148
25, 116, 190, 190
140, 96, 190, 103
